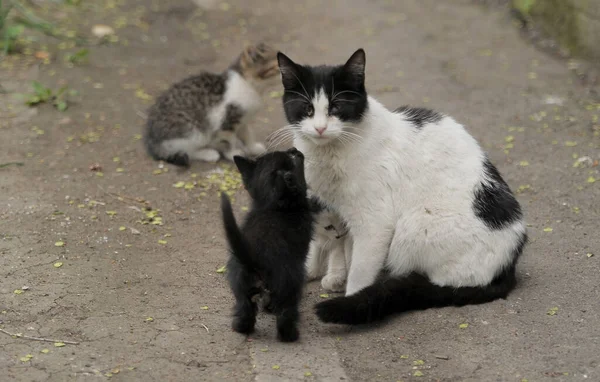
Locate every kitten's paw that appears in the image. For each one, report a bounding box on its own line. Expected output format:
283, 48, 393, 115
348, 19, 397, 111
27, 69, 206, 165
321, 273, 346, 292
232, 317, 255, 335
192, 148, 220, 163
246, 142, 266, 157
223, 149, 244, 162
277, 325, 299, 343
306, 263, 325, 281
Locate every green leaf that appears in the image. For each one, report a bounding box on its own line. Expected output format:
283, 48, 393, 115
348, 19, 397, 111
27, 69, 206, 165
216, 265, 227, 273
26, 95, 41, 105
55, 101, 68, 111
6, 24, 24, 39
67, 48, 89, 64
55, 86, 68, 97
32, 81, 46, 96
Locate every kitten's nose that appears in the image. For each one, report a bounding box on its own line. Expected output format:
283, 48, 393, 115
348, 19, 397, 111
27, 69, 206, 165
315, 126, 327, 136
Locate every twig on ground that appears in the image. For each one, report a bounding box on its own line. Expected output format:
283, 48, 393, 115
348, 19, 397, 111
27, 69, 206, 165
97, 185, 148, 206
0, 328, 80, 345
136, 109, 148, 119
201, 324, 209, 333
0, 162, 25, 168
434, 355, 450, 360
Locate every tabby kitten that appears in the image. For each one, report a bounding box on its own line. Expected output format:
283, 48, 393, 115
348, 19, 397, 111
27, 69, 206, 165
144, 43, 279, 167
221, 148, 313, 342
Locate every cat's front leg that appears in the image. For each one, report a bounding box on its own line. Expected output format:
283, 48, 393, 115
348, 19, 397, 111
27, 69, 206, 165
321, 243, 347, 292
345, 230, 391, 296
305, 239, 326, 281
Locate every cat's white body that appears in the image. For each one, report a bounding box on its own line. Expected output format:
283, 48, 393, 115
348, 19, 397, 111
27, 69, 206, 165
296, 96, 526, 296
163, 71, 265, 162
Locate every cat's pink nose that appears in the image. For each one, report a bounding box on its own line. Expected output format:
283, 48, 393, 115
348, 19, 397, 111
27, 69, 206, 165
315, 126, 327, 136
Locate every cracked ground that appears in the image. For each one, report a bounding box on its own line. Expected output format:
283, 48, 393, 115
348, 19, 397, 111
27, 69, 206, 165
1, 0, 599, 381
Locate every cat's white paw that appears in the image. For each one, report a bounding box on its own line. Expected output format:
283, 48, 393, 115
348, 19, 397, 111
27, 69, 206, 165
246, 142, 266, 156
321, 273, 346, 292
306, 267, 323, 281
223, 149, 245, 162
192, 148, 220, 163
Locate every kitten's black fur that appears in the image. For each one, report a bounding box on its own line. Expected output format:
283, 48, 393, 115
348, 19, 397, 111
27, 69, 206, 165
220, 148, 313, 342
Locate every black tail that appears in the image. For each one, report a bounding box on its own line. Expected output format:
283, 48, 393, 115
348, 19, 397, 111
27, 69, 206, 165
316, 233, 527, 325
162, 152, 190, 167
315, 267, 519, 325
220, 193, 256, 270
143, 132, 190, 168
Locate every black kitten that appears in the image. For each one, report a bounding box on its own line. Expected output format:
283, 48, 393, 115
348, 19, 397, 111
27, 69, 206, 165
220, 148, 313, 342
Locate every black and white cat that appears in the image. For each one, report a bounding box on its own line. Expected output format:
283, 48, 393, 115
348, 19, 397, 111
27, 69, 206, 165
277, 49, 528, 324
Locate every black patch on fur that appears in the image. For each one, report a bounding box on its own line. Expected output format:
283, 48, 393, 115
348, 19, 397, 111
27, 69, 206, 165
315, 231, 527, 325
473, 157, 522, 230
164, 152, 190, 168
394, 105, 443, 128
277, 49, 368, 126
221, 148, 313, 342
308, 194, 327, 214
221, 104, 244, 131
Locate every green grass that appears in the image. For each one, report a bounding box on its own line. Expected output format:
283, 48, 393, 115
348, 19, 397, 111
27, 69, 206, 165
24, 81, 77, 112
0, 0, 55, 55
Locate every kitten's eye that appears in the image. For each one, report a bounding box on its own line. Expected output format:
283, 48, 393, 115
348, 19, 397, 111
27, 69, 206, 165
304, 103, 314, 117
329, 104, 340, 114
324, 225, 335, 231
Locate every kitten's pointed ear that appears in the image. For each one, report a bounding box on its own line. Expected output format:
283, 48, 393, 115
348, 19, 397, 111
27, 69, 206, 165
277, 52, 301, 89
233, 156, 256, 178
342, 48, 366, 84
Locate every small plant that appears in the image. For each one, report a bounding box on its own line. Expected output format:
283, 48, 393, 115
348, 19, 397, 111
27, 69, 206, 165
0, 0, 56, 55
65, 48, 89, 65
25, 81, 75, 112
0, 0, 21, 54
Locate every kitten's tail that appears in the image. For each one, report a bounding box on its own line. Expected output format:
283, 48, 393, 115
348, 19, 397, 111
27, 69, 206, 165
143, 127, 190, 168
220, 193, 256, 270
315, 263, 521, 325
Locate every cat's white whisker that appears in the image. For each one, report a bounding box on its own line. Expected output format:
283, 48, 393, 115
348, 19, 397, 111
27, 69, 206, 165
284, 91, 310, 103
331, 89, 363, 103
284, 98, 307, 107
288, 70, 312, 100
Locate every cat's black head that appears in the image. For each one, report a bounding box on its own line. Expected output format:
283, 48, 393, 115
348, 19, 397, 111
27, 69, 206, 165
277, 49, 368, 146
234, 148, 308, 208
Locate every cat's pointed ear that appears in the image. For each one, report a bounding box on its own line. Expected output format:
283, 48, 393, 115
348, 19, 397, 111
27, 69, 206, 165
342, 48, 366, 84
233, 155, 256, 179
277, 52, 301, 89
